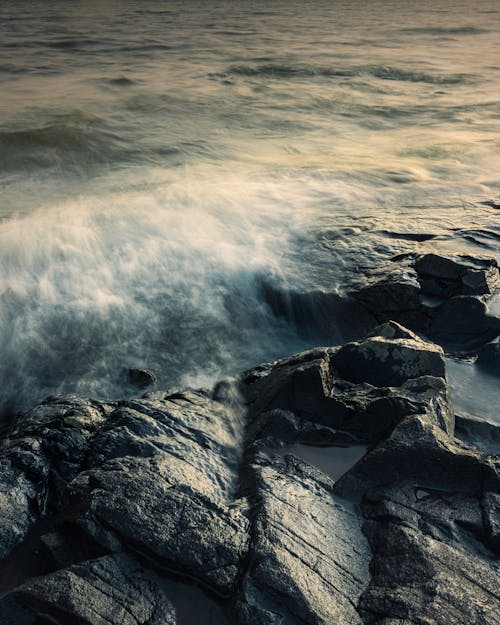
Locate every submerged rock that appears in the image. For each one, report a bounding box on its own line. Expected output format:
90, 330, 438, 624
477, 337, 500, 373
126, 367, 157, 389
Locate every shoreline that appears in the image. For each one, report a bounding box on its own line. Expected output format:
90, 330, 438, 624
0, 250, 498, 624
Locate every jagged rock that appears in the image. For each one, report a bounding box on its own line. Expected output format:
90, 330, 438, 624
429, 295, 500, 348
350, 267, 421, 314
348, 253, 500, 354
415, 253, 499, 297
241, 346, 349, 428
0, 554, 176, 625
0, 322, 498, 625
127, 367, 157, 389
332, 325, 446, 387
477, 337, 500, 373
0, 396, 108, 561
359, 482, 500, 625
241, 323, 453, 442
60, 391, 250, 596
334, 413, 499, 499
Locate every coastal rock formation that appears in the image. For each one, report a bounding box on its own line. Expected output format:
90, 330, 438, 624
350, 252, 500, 352
477, 337, 500, 373
0, 323, 498, 624
0, 554, 176, 625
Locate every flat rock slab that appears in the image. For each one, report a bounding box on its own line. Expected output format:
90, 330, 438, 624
0, 554, 176, 625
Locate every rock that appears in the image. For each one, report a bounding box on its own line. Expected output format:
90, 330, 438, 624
0, 321, 498, 625
415, 253, 499, 298
0, 554, 176, 625
127, 367, 157, 389
0, 396, 108, 561
462, 267, 500, 295
359, 486, 500, 625
415, 252, 497, 281
241, 346, 349, 428
350, 267, 421, 314
334, 413, 498, 499
245, 453, 370, 625
332, 326, 446, 387
476, 337, 500, 373
61, 391, 250, 596
429, 295, 500, 348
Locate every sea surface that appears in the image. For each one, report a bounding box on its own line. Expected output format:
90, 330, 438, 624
1, 0, 499, 420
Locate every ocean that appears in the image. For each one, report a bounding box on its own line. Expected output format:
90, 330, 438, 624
1, 0, 499, 420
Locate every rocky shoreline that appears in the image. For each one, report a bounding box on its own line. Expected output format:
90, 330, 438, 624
0, 252, 499, 625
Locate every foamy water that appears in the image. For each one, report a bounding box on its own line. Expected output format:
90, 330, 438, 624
1, 0, 499, 417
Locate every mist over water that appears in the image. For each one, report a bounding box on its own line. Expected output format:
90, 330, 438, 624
1, 0, 500, 417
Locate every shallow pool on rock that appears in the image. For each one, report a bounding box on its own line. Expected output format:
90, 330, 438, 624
284, 443, 369, 481
446, 358, 499, 424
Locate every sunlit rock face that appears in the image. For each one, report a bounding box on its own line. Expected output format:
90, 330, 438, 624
0, 323, 498, 625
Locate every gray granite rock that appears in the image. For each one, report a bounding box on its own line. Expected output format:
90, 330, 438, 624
0, 323, 498, 625
0, 554, 176, 625
0, 396, 109, 560
332, 326, 446, 387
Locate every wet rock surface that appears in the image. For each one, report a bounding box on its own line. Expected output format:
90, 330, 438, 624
0, 322, 499, 624
349, 252, 500, 354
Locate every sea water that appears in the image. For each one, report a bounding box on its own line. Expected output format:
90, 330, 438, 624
1, 0, 499, 419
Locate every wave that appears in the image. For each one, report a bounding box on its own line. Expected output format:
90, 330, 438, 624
0, 112, 140, 172
227, 63, 471, 85
400, 26, 490, 35
0, 170, 319, 418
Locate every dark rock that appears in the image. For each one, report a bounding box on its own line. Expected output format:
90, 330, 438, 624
476, 337, 500, 373
0, 554, 176, 625
415, 253, 499, 298
359, 486, 500, 625
246, 453, 370, 625
0, 321, 498, 625
351, 267, 421, 314
241, 346, 349, 428
260, 279, 377, 342
0, 396, 108, 561
334, 413, 499, 499
332, 325, 446, 387
127, 367, 157, 389
429, 295, 500, 348
415, 252, 497, 281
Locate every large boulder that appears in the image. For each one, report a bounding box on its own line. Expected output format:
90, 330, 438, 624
241, 453, 370, 625
61, 391, 250, 596
332, 323, 446, 387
